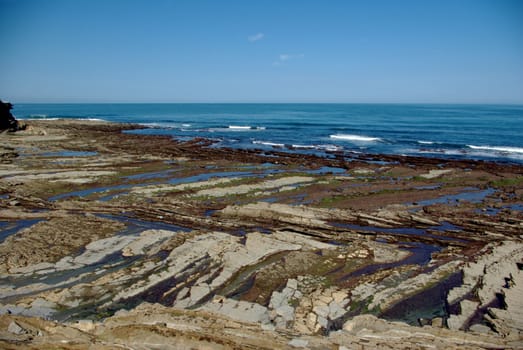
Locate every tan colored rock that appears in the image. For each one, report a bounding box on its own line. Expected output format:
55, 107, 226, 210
447, 300, 479, 330
419, 169, 453, 179
194, 176, 315, 197
221, 202, 331, 228
69, 319, 95, 332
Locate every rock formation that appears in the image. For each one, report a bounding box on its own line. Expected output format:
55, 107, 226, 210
0, 119, 522, 349
0, 100, 24, 132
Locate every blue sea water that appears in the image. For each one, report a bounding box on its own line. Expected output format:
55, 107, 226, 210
12, 103, 523, 164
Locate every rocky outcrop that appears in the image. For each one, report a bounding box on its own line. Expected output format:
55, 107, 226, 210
352, 260, 463, 312
194, 176, 315, 197
0, 304, 517, 349
220, 202, 333, 229
1, 119, 523, 349
446, 241, 523, 338
0, 101, 24, 132
0, 215, 125, 275
290, 279, 352, 334
339, 314, 510, 349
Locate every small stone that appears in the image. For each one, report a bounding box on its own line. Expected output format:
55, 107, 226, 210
72, 320, 95, 332
288, 338, 309, 348
431, 317, 443, 328
261, 323, 275, 331
7, 321, 25, 335
340, 298, 351, 309
270, 291, 284, 309
332, 291, 348, 303
269, 309, 278, 320
306, 312, 317, 330
189, 284, 210, 303
313, 299, 328, 307
275, 317, 287, 329
121, 247, 134, 257
312, 305, 330, 318
469, 323, 493, 334
317, 315, 329, 328
293, 320, 310, 334
318, 294, 333, 305
301, 298, 312, 309
287, 279, 298, 290
177, 287, 190, 300
276, 305, 294, 322
328, 301, 346, 319
314, 323, 322, 333
447, 299, 479, 330
418, 318, 431, 327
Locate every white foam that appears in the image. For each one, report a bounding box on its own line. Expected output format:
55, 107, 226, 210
291, 144, 316, 149
315, 144, 344, 152
467, 145, 523, 154
405, 147, 523, 161
417, 140, 434, 145
229, 125, 251, 130
140, 122, 174, 128
21, 117, 59, 121
252, 140, 284, 148
330, 134, 382, 142
227, 125, 265, 131
27, 114, 48, 119
324, 146, 343, 152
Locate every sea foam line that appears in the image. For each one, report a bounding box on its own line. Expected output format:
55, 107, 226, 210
330, 134, 382, 142
468, 145, 523, 154
228, 125, 266, 130
252, 140, 284, 148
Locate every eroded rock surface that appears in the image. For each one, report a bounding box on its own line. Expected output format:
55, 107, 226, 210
0, 120, 522, 349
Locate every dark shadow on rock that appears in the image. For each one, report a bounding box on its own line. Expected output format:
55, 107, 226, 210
1, 100, 26, 132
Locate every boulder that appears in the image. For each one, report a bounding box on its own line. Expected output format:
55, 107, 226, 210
0, 100, 24, 132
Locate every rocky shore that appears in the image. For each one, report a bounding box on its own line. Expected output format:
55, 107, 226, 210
0, 119, 522, 349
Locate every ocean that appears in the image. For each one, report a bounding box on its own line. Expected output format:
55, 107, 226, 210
12, 103, 523, 164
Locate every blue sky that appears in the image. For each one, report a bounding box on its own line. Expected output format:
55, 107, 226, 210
1, 0, 522, 103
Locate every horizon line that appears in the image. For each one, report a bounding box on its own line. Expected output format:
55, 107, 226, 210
8, 100, 523, 106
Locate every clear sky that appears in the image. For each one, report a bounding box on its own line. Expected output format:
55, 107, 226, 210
1, 0, 522, 103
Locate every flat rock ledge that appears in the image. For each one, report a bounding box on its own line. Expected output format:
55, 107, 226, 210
1, 303, 519, 349
446, 240, 523, 338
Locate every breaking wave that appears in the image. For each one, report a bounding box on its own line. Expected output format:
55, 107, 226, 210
252, 140, 285, 148
252, 141, 343, 152
228, 125, 266, 130
467, 145, 523, 154
330, 134, 382, 142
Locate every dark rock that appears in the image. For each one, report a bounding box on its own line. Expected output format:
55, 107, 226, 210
0, 100, 25, 132
418, 318, 431, 327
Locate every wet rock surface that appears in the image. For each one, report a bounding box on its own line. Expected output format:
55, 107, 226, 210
0, 119, 522, 349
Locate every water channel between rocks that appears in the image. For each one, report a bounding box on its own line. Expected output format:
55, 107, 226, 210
0, 163, 486, 326
0, 214, 190, 321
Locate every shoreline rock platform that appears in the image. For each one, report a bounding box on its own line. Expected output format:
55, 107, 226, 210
0, 119, 522, 349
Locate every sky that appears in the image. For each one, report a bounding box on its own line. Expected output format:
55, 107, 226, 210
0, 0, 522, 103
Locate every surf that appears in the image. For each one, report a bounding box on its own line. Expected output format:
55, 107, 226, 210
330, 134, 382, 142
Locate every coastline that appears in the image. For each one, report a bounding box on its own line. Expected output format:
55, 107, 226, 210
13, 103, 523, 166
0, 119, 522, 349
